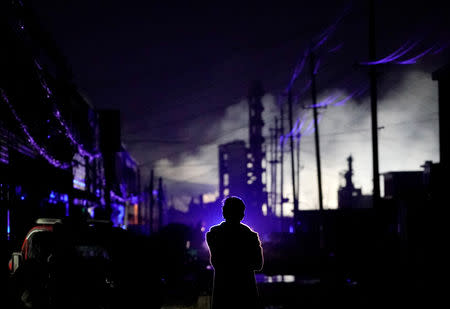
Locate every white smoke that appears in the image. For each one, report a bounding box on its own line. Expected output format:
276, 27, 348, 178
153, 69, 439, 214
289, 69, 438, 212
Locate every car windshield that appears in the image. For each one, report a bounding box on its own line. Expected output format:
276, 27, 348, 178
27, 231, 56, 261
25, 224, 117, 264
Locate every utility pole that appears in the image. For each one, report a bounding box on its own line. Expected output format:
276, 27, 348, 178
309, 47, 325, 250
103, 153, 114, 222
310, 51, 324, 213
369, 0, 380, 208
137, 168, 141, 226
149, 169, 154, 234
157, 177, 164, 231
248, 82, 266, 218
273, 117, 278, 216
268, 126, 273, 213
263, 142, 268, 214
279, 100, 285, 232
288, 90, 299, 230
269, 118, 279, 216
296, 131, 301, 206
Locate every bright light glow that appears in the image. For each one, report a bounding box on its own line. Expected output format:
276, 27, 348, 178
87, 207, 95, 218
360, 41, 417, 65
111, 203, 125, 227
258, 274, 273, 282
131, 195, 138, 205
0, 89, 71, 169
394, 46, 435, 64
34, 63, 101, 161
333, 85, 369, 106
203, 192, 219, 203
308, 84, 368, 109
311, 93, 341, 108
133, 203, 139, 225
73, 179, 86, 190
329, 42, 343, 53
313, 33, 330, 51
111, 191, 127, 203
286, 51, 308, 92
283, 275, 295, 283
357, 40, 443, 66
313, 58, 321, 75
432, 40, 450, 55
7, 209, 10, 235
312, 3, 351, 52
280, 115, 320, 145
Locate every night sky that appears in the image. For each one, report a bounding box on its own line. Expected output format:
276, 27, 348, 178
28, 0, 449, 212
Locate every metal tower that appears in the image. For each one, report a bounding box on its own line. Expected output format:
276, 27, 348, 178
247, 81, 266, 218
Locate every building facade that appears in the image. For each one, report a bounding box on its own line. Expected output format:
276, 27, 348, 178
0, 1, 144, 254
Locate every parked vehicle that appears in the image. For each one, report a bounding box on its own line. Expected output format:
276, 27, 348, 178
9, 218, 62, 275
7, 217, 146, 309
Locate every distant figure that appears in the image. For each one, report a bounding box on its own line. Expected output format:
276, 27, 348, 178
206, 196, 263, 309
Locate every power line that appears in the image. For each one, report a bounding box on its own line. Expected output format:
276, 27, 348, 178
138, 124, 248, 167
301, 115, 439, 139
162, 166, 219, 183
124, 138, 190, 144
154, 162, 216, 168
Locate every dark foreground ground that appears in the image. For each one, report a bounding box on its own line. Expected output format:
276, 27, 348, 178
160, 272, 431, 309
4, 222, 438, 309
159, 260, 432, 309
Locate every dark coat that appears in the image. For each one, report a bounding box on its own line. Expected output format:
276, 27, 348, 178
206, 221, 263, 309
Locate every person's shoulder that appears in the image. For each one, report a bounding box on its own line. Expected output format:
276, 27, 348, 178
207, 222, 225, 235
240, 223, 259, 236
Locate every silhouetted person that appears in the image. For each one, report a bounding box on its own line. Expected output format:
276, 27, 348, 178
206, 196, 263, 309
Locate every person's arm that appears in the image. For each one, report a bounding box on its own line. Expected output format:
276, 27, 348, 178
249, 232, 263, 271
206, 231, 219, 269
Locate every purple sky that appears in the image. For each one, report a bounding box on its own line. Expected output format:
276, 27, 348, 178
28, 0, 449, 211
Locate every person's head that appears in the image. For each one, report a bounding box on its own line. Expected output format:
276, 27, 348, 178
222, 196, 245, 223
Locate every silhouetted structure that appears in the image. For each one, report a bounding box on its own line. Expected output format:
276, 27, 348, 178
268, 118, 279, 217
247, 81, 267, 220
219, 140, 248, 201
206, 197, 263, 309
218, 82, 268, 220
157, 177, 165, 231
216, 82, 270, 232
382, 170, 425, 242
110, 145, 141, 229
338, 155, 372, 209
432, 63, 450, 170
